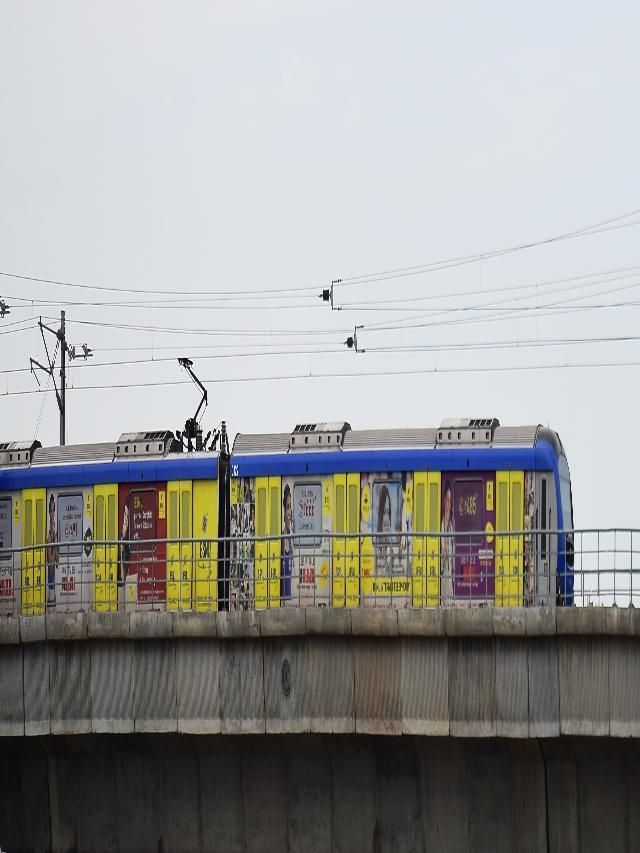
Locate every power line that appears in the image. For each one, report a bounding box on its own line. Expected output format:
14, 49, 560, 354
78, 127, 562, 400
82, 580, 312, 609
334, 211, 640, 291
46, 317, 351, 338
341, 266, 640, 313
0, 345, 347, 375
3, 331, 640, 379
0, 272, 319, 298
4, 294, 321, 310
0, 320, 37, 335
4, 357, 640, 398
3, 206, 639, 303
8, 262, 640, 316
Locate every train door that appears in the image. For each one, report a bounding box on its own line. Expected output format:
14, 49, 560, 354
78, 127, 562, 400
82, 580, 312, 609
0, 494, 18, 614
412, 471, 442, 607
412, 472, 427, 606
345, 472, 360, 607
94, 484, 118, 612
332, 474, 347, 607
426, 472, 441, 606
49, 487, 92, 612
254, 476, 281, 609
532, 472, 556, 606
268, 477, 281, 608
21, 488, 46, 616
0, 493, 20, 615
255, 478, 268, 608
194, 480, 218, 612
495, 470, 524, 607
167, 480, 193, 610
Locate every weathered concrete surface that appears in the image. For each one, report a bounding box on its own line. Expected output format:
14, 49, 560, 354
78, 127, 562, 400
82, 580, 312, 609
90, 640, 134, 734
3, 608, 640, 737
0, 734, 639, 853
50, 641, 91, 735
0, 644, 24, 735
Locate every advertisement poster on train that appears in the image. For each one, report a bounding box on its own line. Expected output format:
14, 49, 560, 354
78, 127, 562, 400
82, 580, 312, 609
131, 489, 158, 601
523, 471, 535, 605
56, 493, 83, 604
0, 498, 13, 606
0, 497, 11, 553
360, 471, 413, 603
280, 477, 330, 606
41, 488, 93, 612
58, 494, 83, 555
46, 493, 58, 609
118, 486, 166, 606
230, 477, 254, 610
442, 474, 495, 601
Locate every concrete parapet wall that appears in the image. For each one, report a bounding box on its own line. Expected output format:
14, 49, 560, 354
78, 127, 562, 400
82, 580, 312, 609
1, 734, 639, 853
1, 607, 640, 737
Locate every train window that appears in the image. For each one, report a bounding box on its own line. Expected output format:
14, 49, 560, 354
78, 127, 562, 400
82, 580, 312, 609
428, 483, 439, 533
257, 488, 266, 538
24, 500, 33, 547
35, 498, 45, 546
512, 481, 522, 533
95, 495, 105, 541
0, 497, 11, 557
270, 486, 279, 535
169, 491, 178, 540
335, 485, 345, 535
107, 494, 117, 540
497, 483, 508, 534
348, 484, 358, 534
541, 479, 547, 560
415, 483, 425, 534
181, 491, 191, 538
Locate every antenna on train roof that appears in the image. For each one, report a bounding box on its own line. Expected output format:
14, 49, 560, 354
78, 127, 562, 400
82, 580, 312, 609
177, 357, 208, 452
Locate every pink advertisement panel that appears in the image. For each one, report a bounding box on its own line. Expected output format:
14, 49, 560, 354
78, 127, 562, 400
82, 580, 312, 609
442, 473, 495, 601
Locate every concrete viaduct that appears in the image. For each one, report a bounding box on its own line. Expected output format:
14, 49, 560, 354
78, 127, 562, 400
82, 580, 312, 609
1, 607, 639, 852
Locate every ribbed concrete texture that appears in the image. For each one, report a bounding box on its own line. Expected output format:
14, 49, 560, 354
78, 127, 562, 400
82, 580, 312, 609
5, 608, 640, 738
1, 734, 639, 853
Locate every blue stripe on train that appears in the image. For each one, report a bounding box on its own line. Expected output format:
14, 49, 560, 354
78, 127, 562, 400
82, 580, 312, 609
0, 456, 219, 490
230, 440, 559, 478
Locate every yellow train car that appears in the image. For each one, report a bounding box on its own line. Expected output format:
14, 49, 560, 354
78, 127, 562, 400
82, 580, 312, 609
230, 419, 573, 608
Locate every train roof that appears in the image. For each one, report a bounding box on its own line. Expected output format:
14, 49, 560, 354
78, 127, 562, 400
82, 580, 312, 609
232, 420, 564, 457
0, 428, 222, 489
229, 419, 566, 478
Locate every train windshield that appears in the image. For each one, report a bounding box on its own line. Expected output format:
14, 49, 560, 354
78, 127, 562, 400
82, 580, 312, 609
558, 454, 573, 530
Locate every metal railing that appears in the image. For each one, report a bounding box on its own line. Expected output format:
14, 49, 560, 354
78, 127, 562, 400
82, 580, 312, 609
0, 528, 637, 616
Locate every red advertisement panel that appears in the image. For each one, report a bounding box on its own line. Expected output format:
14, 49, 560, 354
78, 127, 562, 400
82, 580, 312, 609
118, 484, 167, 604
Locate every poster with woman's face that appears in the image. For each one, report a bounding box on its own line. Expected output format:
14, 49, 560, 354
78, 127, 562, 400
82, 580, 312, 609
360, 472, 404, 577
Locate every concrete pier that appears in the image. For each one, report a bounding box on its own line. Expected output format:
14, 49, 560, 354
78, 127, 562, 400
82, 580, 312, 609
1, 734, 639, 853
1, 607, 640, 851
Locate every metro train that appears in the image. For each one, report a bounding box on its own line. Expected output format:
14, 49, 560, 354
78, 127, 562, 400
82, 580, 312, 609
0, 417, 574, 615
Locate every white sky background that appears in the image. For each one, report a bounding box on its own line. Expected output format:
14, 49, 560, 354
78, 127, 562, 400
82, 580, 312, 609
1, 1, 639, 530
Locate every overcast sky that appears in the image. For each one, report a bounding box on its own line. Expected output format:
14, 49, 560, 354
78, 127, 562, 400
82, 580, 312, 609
1, 1, 639, 530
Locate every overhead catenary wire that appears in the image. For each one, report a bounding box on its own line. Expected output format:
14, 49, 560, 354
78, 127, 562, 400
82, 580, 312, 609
6, 262, 640, 316
334, 210, 640, 290
3, 331, 640, 378
4, 357, 640, 398
2, 206, 639, 301
42, 317, 353, 338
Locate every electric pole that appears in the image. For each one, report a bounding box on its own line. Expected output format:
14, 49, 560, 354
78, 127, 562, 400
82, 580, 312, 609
30, 310, 92, 445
